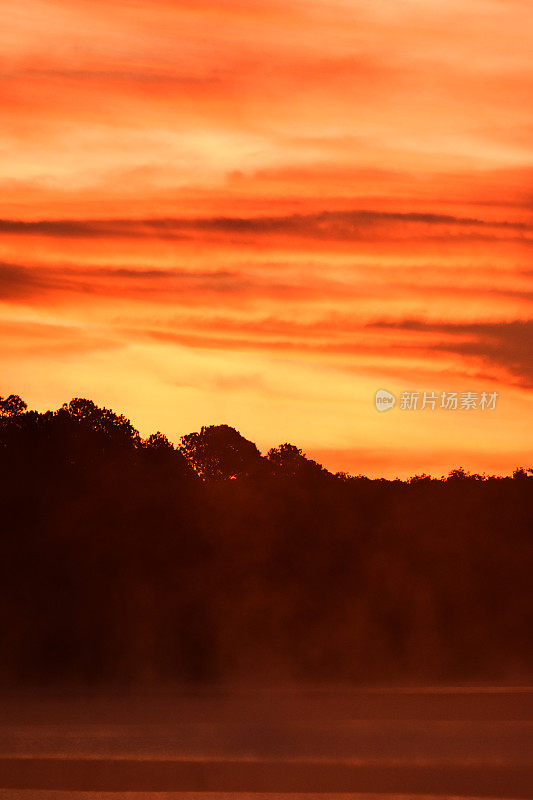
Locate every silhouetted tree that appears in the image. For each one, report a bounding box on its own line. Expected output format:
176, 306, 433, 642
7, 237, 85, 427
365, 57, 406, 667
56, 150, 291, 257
408, 473, 433, 484
179, 424, 265, 480
513, 467, 533, 479
0, 394, 27, 417
141, 430, 198, 482
144, 431, 174, 452
447, 467, 470, 481
61, 397, 140, 447
267, 442, 325, 478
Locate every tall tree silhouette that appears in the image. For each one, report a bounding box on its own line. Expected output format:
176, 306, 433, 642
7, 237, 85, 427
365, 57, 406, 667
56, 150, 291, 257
61, 398, 140, 448
179, 424, 265, 480
0, 394, 27, 417
267, 442, 326, 478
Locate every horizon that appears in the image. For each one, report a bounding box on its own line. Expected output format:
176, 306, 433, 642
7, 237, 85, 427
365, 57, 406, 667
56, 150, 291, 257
2, 392, 531, 482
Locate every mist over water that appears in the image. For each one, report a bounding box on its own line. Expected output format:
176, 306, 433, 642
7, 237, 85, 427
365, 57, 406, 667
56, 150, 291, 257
1, 686, 532, 797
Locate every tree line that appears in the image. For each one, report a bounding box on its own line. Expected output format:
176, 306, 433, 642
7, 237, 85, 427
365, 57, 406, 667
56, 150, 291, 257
0, 394, 531, 687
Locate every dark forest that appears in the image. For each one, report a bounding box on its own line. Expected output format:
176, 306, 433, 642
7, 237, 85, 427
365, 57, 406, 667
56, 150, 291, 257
1, 394, 531, 687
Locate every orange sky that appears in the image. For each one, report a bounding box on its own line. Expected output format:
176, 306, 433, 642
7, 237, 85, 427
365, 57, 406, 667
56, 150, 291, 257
1, 0, 532, 477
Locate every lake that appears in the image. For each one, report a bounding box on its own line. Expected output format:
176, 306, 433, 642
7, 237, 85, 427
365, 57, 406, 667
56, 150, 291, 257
0, 687, 532, 798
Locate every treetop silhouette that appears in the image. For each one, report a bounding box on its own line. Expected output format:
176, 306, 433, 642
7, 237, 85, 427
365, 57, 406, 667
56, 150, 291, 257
0, 394, 530, 686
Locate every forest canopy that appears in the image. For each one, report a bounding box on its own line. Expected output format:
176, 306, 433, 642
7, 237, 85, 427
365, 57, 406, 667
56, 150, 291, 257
0, 395, 531, 687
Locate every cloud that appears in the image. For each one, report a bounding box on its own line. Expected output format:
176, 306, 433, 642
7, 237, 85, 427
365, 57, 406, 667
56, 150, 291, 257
129, 315, 533, 391
0, 318, 120, 358
5, 68, 221, 87
369, 319, 533, 388
1, 258, 530, 312
0, 262, 319, 306
0, 209, 531, 244
2, 262, 531, 380
0, 262, 54, 299
0, 219, 188, 239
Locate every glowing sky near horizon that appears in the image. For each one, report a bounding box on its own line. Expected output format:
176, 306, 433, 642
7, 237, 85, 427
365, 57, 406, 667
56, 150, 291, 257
1, 0, 532, 476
